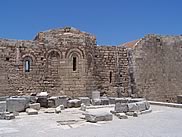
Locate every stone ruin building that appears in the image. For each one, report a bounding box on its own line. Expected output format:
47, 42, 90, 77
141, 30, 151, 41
0, 26, 182, 103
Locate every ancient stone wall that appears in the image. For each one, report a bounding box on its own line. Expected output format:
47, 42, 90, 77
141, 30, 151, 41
131, 35, 182, 102
94, 46, 130, 97
0, 27, 130, 98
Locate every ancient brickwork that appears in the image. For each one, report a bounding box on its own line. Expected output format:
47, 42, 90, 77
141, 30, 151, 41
94, 46, 130, 97
0, 27, 131, 98
131, 35, 182, 102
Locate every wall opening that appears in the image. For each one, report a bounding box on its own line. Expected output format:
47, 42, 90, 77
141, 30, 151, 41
73, 57, 77, 71
25, 60, 30, 72
109, 71, 112, 83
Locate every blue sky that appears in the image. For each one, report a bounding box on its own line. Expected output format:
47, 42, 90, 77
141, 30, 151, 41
0, 0, 181, 45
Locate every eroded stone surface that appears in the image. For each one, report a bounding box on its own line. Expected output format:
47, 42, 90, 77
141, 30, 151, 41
6, 97, 29, 112
85, 112, 113, 123
29, 103, 40, 110
26, 108, 38, 115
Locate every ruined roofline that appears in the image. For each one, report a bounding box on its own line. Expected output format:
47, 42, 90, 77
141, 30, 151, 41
34, 26, 96, 41
120, 40, 140, 49
120, 34, 182, 49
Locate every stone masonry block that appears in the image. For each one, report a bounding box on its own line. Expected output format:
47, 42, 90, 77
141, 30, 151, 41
6, 97, 29, 112
78, 97, 90, 106
85, 112, 113, 123
115, 103, 128, 113
0, 101, 6, 112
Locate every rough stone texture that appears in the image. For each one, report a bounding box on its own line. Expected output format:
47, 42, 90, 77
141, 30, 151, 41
127, 103, 138, 112
115, 103, 128, 113
80, 103, 86, 111
91, 99, 101, 106
0, 27, 181, 103
26, 108, 38, 115
55, 106, 61, 113
100, 97, 109, 105
130, 35, 182, 102
48, 96, 68, 108
0, 112, 15, 120
0, 101, 6, 112
92, 91, 100, 100
29, 103, 40, 110
108, 97, 116, 104
136, 101, 147, 112
6, 97, 29, 112
0, 27, 130, 100
115, 113, 128, 119
177, 95, 182, 104
78, 97, 90, 106
37, 96, 48, 108
85, 112, 113, 123
68, 99, 81, 108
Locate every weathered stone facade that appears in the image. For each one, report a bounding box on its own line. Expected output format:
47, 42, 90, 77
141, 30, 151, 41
127, 35, 182, 102
1, 27, 182, 102
0, 27, 130, 98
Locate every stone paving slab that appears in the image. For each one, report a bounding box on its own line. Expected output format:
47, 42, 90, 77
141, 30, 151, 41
0, 105, 182, 137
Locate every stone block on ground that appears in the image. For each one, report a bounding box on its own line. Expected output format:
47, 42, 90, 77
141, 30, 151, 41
92, 91, 100, 100
115, 98, 130, 104
55, 106, 61, 114
177, 95, 182, 104
57, 96, 68, 108
26, 108, 38, 115
48, 99, 55, 108
92, 99, 101, 106
48, 96, 68, 108
85, 112, 113, 123
37, 92, 48, 108
0, 101, 6, 112
136, 101, 147, 111
37, 97, 48, 108
0, 96, 9, 101
145, 101, 150, 110
44, 108, 55, 113
13, 111, 19, 116
68, 99, 81, 108
108, 97, 116, 104
126, 111, 134, 116
29, 96, 37, 104
29, 103, 40, 110
4, 113, 15, 120
80, 103, 86, 111
115, 103, 128, 113
127, 103, 138, 112
78, 97, 90, 106
0, 112, 15, 120
115, 113, 128, 119
100, 97, 109, 105
6, 97, 29, 112
58, 105, 64, 110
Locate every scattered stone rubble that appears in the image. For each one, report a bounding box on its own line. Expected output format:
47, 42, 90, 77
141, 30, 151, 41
0, 91, 151, 121
112, 98, 151, 118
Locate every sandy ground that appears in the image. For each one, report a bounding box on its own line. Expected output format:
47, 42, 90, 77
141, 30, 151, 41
0, 105, 182, 137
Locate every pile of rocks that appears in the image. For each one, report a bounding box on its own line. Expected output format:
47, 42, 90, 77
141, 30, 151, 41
111, 98, 151, 119
0, 91, 152, 121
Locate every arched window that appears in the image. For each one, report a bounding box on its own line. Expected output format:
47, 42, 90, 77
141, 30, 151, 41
25, 60, 30, 72
23, 56, 33, 73
73, 57, 77, 71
